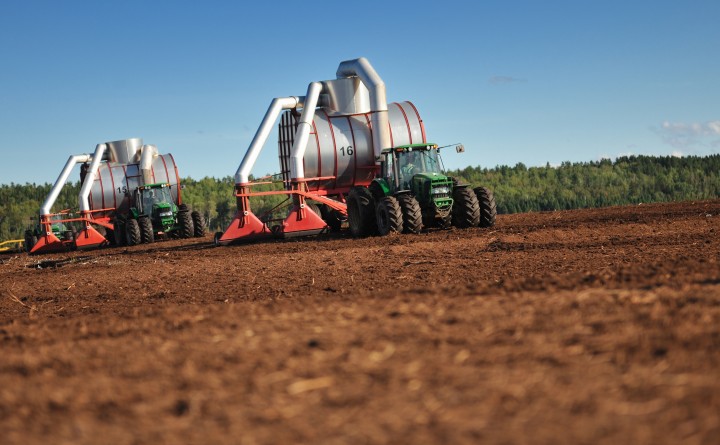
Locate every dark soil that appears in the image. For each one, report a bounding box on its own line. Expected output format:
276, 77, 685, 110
2, 200, 719, 444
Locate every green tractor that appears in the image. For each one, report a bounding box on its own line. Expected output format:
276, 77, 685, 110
347, 143, 496, 236
113, 183, 206, 246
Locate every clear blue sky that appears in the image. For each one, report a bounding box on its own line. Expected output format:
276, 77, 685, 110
1, 0, 718, 185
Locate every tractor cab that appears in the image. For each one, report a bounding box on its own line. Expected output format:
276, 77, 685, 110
133, 183, 177, 228
382, 143, 446, 189
375, 143, 455, 228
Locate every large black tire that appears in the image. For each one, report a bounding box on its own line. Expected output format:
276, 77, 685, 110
125, 218, 141, 246
347, 186, 376, 237
375, 196, 403, 236
191, 211, 206, 237
178, 211, 193, 239
114, 220, 126, 246
24, 230, 36, 253
474, 186, 497, 228
306, 202, 322, 217
138, 216, 155, 244
396, 194, 423, 234
319, 204, 345, 232
106, 229, 116, 246
452, 187, 481, 228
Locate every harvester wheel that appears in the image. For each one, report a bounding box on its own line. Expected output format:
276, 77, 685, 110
178, 211, 193, 239
320, 205, 345, 232
306, 203, 322, 217
452, 186, 480, 228
125, 219, 141, 246
106, 229, 116, 246
396, 194, 423, 234
114, 220, 126, 246
191, 211, 206, 237
474, 186, 497, 228
375, 196, 403, 236
347, 186, 376, 237
138, 216, 155, 244
24, 230, 36, 253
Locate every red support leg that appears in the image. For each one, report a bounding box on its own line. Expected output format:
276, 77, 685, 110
280, 204, 328, 238
217, 210, 271, 244
74, 221, 109, 249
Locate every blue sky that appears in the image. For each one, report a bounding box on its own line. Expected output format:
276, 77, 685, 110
1, 0, 718, 185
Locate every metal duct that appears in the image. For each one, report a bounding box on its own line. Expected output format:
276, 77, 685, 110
40, 154, 92, 216
289, 82, 323, 180
78, 144, 107, 212
105, 138, 143, 164
140, 144, 158, 185
235, 96, 304, 184
336, 57, 391, 161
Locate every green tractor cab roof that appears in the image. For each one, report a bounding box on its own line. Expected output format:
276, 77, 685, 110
382, 143, 439, 154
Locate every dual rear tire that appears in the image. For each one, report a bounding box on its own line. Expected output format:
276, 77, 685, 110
451, 186, 497, 229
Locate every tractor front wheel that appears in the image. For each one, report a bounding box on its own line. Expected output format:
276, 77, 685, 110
375, 196, 403, 236
138, 216, 155, 244
191, 211, 206, 237
452, 187, 480, 228
474, 186, 497, 228
347, 187, 376, 237
125, 219, 141, 246
178, 211, 193, 239
396, 194, 423, 234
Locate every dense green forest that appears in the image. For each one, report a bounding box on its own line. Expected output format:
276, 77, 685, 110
1, 154, 719, 241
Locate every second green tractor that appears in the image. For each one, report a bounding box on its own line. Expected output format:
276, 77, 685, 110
113, 183, 206, 246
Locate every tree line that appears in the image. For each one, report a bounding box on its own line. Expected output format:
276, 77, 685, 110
1, 154, 719, 240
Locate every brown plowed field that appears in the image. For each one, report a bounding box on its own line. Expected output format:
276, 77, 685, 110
1, 200, 719, 445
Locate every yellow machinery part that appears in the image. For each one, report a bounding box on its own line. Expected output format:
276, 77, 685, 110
0, 239, 24, 252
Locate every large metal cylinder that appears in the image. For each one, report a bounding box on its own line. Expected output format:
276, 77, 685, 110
278, 101, 425, 193
84, 153, 182, 218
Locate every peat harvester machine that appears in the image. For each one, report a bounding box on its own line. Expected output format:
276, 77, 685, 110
27, 138, 205, 254
215, 57, 496, 245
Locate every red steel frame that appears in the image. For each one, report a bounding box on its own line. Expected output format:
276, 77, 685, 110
30, 209, 114, 254
217, 176, 349, 244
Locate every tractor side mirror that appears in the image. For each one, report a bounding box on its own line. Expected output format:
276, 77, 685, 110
455, 144, 465, 153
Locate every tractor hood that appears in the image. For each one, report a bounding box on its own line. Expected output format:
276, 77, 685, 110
412, 171, 451, 182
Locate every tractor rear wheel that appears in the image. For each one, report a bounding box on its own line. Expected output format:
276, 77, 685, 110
348, 186, 376, 237
396, 194, 423, 234
452, 186, 480, 228
191, 211, 206, 237
474, 186, 497, 228
138, 216, 155, 244
125, 219, 141, 246
178, 211, 193, 239
375, 196, 403, 236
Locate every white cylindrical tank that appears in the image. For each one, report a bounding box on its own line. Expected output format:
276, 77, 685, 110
79, 140, 182, 219
278, 101, 425, 193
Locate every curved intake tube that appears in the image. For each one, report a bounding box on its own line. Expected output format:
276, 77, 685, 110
78, 143, 107, 213
40, 153, 92, 216
140, 144, 158, 185
336, 57, 391, 160
289, 82, 323, 180
235, 96, 304, 184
